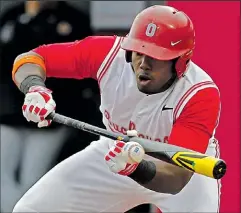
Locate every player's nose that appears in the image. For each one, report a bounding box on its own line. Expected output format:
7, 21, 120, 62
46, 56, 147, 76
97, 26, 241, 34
140, 55, 152, 71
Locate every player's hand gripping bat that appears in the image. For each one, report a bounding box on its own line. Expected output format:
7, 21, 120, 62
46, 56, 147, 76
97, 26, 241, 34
47, 112, 226, 180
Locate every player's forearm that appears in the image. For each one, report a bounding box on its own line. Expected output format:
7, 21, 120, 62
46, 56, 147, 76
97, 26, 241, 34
145, 161, 193, 194
13, 52, 47, 92
129, 160, 193, 194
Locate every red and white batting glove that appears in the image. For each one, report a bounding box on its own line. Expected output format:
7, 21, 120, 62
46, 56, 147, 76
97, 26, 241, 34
105, 140, 145, 176
22, 86, 56, 128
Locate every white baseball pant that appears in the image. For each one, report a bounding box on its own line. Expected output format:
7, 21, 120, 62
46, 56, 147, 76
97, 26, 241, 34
12, 137, 220, 212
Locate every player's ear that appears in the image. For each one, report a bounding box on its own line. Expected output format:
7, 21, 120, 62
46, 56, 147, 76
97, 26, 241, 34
125, 51, 132, 63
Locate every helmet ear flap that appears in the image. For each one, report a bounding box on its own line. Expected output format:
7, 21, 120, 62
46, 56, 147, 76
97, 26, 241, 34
175, 50, 193, 77
125, 51, 132, 63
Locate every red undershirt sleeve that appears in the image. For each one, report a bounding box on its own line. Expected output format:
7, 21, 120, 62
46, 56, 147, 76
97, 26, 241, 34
32, 36, 117, 80
168, 87, 221, 154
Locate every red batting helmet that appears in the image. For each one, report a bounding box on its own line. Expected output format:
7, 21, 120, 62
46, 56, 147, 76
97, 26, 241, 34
121, 5, 195, 78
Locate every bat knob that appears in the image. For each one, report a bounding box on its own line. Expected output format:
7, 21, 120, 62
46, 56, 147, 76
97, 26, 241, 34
213, 160, 227, 179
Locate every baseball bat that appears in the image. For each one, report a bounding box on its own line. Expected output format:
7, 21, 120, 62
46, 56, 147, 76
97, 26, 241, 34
47, 112, 226, 180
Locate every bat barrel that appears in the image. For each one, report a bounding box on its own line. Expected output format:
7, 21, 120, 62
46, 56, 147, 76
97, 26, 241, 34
172, 152, 227, 179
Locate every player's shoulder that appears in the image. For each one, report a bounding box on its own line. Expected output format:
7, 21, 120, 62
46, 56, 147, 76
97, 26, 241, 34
82, 35, 124, 57
83, 35, 121, 47
171, 61, 220, 121
94, 35, 126, 84
184, 61, 219, 89
170, 61, 220, 106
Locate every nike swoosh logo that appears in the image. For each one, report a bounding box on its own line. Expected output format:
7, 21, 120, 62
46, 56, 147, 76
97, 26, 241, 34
162, 105, 173, 111
171, 40, 182, 46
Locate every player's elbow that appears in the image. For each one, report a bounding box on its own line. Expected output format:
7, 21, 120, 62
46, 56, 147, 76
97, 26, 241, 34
170, 182, 188, 195
171, 171, 193, 195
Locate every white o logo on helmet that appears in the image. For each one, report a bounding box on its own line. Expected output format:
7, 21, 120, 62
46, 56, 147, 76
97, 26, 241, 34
145, 23, 157, 37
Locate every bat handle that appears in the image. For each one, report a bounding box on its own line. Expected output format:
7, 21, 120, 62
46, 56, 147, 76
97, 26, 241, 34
172, 152, 227, 179
47, 112, 130, 142
47, 112, 55, 120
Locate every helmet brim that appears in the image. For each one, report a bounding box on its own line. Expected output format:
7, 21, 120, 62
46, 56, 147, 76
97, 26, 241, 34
121, 38, 189, 61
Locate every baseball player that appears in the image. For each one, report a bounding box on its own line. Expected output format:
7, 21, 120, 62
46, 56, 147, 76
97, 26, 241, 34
11, 5, 221, 213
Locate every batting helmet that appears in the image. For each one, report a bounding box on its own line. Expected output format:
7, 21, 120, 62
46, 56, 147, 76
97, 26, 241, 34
121, 5, 195, 78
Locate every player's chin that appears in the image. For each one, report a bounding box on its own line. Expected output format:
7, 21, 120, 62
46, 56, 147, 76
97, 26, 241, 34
137, 83, 155, 95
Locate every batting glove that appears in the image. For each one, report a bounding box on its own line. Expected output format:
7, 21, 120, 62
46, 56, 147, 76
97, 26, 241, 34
22, 86, 56, 128
105, 140, 145, 176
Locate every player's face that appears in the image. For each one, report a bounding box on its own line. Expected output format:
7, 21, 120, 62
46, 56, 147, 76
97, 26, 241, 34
132, 52, 174, 94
